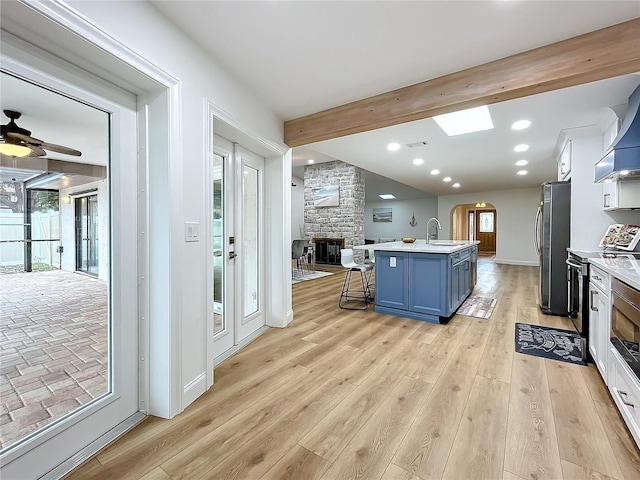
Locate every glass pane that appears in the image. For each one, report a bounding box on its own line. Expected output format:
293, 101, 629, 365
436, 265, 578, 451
468, 211, 474, 241
243, 164, 259, 318
479, 212, 494, 233
88, 196, 99, 275
0, 76, 110, 452
213, 154, 224, 335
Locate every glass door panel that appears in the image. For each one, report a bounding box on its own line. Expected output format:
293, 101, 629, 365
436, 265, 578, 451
242, 164, 259, 319
212, 153, 224, 336
75, 194, 98, 276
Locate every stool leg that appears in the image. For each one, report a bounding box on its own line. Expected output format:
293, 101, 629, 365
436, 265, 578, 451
339, 269, 353, 309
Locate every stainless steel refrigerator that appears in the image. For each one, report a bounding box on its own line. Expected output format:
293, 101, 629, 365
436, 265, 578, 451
535, 181, 571, 316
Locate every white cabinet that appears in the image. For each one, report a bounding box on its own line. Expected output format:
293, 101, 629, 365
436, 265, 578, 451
589, 265, 610, 380
558, 139, 572, 180
609, 346, 640, 447
602, 178, 640, 210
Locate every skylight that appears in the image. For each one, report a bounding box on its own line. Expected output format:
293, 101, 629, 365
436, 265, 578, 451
379, 194, 396, 200
433, 106, 494, 136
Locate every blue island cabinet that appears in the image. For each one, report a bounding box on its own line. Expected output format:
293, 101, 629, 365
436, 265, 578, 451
374, 248, 474, 323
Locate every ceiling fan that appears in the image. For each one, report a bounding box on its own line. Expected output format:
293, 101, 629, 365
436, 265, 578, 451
0, 110, 82, 158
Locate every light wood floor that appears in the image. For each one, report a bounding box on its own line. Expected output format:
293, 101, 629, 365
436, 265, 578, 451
66, 258, 640, 480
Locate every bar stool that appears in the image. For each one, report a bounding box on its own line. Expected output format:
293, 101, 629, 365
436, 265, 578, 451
339, 248, 373, 310
367, 248, 376, 298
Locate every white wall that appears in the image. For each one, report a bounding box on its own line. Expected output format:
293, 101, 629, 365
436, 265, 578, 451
365, 198, 438, 241
65, 1, 288, 413
438, 187, 541, 265
291, 175, 305, 240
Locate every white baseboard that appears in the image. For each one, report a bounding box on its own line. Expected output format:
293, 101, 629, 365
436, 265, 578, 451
495, 258, 539, 266
182, 372, 207, 410
286, 308, 294, 326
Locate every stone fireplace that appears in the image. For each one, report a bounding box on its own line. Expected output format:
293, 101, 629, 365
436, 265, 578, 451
304, 160, 365, 263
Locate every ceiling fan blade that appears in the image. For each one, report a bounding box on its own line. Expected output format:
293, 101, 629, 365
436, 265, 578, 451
6, 131, 44, 144
28, 145, 47, 157
40, 142, 82, 156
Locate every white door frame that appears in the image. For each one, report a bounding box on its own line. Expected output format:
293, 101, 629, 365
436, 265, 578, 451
0, 39, 140, 479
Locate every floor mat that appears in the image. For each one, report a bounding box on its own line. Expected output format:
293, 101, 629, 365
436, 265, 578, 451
457, 296, 497, 319
292, 270, 334, 284
515, 322, 586, 366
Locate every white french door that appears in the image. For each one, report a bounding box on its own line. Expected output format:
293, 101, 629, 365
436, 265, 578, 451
0, 54, 139, 479
211, 136, 265, 362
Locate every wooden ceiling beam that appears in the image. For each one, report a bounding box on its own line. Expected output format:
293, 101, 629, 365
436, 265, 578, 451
284, 18, 640, 147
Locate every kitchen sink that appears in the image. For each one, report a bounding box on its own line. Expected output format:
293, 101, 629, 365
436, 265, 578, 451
429, 241, 459, 246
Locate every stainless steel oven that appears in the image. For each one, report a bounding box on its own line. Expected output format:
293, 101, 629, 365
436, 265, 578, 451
611, 278, 640, 380
566, 252, 589, 343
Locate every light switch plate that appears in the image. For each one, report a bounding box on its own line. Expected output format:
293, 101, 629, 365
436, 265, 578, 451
390, 257, 396, 267
185, 222, 199, 242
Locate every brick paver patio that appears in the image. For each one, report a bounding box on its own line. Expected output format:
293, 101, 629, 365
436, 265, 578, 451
0, 270, 108, 451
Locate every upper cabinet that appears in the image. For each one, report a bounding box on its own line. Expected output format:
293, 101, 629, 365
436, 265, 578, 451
558, 139, 572, 180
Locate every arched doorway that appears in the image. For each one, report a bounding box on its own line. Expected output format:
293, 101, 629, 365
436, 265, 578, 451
451, 203, 497, 254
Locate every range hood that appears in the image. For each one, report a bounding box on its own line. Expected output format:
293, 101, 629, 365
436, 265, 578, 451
595, 82, 640, 183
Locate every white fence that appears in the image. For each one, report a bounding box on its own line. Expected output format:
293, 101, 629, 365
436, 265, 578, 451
0, 211, 60, 268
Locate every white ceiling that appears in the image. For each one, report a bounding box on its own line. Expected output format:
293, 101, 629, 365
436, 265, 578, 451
2, 2, 639, 200
150, 1, 640, 198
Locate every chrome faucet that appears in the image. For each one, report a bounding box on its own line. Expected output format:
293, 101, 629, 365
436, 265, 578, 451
426, 217, 442, 245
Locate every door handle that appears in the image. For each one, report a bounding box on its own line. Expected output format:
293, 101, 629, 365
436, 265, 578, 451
590, 290, 598, 311
603, 193, 610, 208
229, 251, 237, 259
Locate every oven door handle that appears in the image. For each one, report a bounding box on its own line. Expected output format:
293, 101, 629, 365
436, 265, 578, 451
565, 258, 583, 269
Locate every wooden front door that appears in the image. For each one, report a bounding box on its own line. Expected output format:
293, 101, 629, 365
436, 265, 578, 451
476, 210, 496, 253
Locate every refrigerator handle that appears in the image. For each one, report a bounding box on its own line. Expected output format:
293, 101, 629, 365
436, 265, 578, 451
534, 206, 542, 256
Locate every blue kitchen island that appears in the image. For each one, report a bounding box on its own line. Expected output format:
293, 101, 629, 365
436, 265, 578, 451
356, 240, 479, 323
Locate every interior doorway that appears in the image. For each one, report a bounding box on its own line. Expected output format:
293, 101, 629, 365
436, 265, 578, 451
451, 202, 497, 254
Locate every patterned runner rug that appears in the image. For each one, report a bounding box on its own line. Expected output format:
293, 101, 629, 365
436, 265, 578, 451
457, 295, 497, 319
515, 322, 586, 366
292, 270, 334, 284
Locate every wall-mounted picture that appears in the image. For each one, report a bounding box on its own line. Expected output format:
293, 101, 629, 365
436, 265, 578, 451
373, 207, 392, 222
313, 185, 340, 207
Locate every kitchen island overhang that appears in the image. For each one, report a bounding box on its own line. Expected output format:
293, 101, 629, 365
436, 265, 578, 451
355, 240, 480, 323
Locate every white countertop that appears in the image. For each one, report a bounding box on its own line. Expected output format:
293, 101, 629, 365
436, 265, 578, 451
354, 239, 480, 254
589, 257, 640, 290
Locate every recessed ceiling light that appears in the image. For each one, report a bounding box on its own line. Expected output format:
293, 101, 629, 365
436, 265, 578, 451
517, 170, 528, 175
514, 144, 529, 152
620, 170, 630, 176
413, 158, 424, 165
604, 178, 613, 183
430, 169, 440, 175
387, 142, 401, 151
307, 159, 315, 164
452, 183, 461, 188
379, 194, 396, 200
433, 105, 494, 136
511, 120, 531, 130
443, 176, 452, 182
515, 159, 528, 166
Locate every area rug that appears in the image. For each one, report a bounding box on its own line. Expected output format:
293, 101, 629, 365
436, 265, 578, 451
457, 296, 497, 319
292, 270, 334, 284
515, 323, 586, 366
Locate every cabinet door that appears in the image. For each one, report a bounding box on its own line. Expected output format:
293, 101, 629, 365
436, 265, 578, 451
376, 251, 409, 310
588, 282, 600, 364
449, 261, 460, 311
602, 181, 618, 210
462, 259, 471, 299
409, 253, 447, 316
